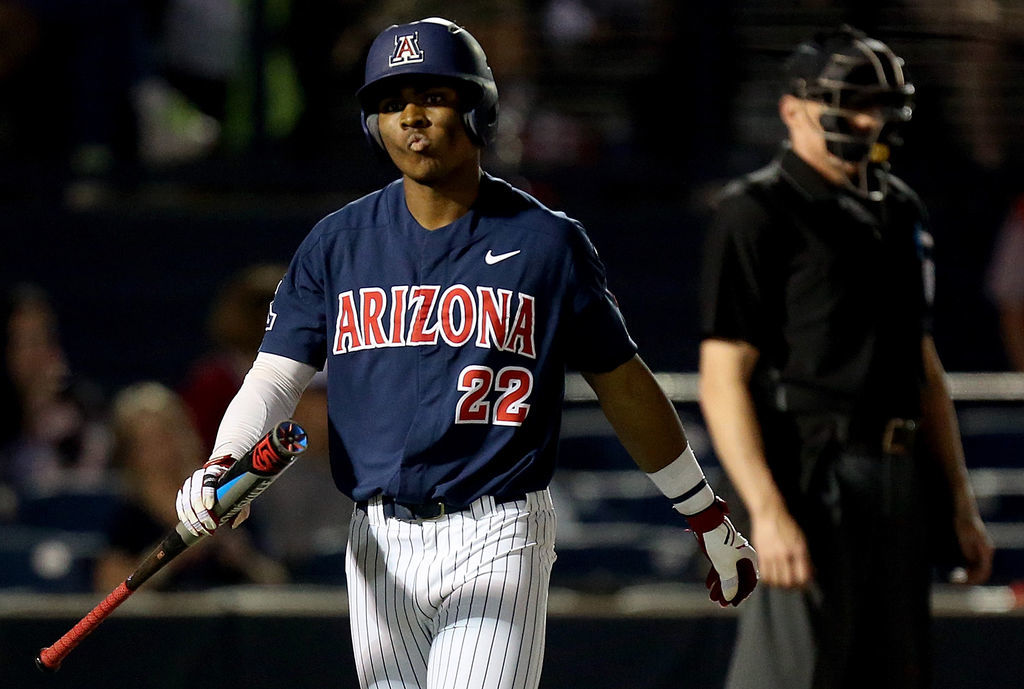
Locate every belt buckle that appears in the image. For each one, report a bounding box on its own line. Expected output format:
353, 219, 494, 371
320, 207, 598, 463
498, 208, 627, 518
392, 500, 447, 521
420, 502, 446, 521
882, 418, 917, 456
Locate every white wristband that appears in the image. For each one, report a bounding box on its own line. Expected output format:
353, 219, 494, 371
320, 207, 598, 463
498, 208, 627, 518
646, 445, 716, 516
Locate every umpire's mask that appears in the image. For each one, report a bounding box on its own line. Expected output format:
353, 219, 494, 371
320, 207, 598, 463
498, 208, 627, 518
784, 25, 915, 199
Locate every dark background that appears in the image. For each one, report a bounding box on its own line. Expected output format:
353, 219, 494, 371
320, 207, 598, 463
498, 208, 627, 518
2, 1, 1023, 397
2, 4, 1024, 685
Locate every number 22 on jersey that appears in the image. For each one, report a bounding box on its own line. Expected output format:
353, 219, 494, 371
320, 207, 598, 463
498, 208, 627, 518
455, 366, 533, 426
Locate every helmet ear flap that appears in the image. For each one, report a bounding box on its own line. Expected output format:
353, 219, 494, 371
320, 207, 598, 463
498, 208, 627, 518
363, 113, 385, 151
463, 106, 497, 147
462, 86, 498, 146
462, 112, 480, 146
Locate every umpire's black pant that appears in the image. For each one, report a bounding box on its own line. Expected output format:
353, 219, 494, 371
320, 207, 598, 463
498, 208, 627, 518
725, 447, 933, 689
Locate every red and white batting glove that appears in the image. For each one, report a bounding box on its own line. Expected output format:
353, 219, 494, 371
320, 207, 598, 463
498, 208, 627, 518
175, 455, 234, 538
685, 497, 759, 607
647, 446, 759, 606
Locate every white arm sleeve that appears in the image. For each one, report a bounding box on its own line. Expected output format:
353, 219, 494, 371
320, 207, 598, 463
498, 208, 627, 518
208, 351, 319, 459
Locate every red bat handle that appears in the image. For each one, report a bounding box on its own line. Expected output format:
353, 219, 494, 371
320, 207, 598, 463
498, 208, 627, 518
36, 581, 134, 672
34, 420, 307, 673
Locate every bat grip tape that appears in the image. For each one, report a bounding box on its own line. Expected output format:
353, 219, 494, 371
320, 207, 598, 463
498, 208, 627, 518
36, 581, 134, 671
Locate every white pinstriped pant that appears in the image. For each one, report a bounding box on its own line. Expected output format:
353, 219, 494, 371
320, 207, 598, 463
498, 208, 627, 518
346, 490, 557, 689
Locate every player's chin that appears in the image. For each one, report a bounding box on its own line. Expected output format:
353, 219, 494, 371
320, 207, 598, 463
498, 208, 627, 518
398, 158, 447, 184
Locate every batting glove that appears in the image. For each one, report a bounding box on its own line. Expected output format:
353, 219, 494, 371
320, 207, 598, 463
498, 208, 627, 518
685, 497, 759, 607
175, 455, 234, 538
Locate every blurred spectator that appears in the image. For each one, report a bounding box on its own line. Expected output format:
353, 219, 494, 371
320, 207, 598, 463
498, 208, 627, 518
9, 0, 153, 205
134, 0, 245, 167
0, 1, 239, 202
0, 283, 110, 497
0, 2, 41, 171
905, 0, 1010, 171
160, 0, 243, 125
0, 2, 37, 75
179, 263, 288, 452
987, 193, 1024, 371
251, 370, 354, 582
284, 0, 371, 160
95, 381, 288, 593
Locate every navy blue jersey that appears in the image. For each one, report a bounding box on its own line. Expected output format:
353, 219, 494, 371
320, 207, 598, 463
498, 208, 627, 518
261, 173, 636, 506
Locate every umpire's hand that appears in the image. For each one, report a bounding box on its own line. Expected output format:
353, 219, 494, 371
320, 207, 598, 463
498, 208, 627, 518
954, 508, 994, 585
744, 501, 813, 589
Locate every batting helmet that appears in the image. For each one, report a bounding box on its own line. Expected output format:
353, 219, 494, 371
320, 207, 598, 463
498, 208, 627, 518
357, 17, 499, 151
784, 25, 915, 165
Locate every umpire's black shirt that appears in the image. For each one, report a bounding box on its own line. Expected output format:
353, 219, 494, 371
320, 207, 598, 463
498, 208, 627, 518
699, 146, 933, 426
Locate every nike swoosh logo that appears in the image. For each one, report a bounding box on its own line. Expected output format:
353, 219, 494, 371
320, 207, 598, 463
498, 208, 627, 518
485, 249, 521, 265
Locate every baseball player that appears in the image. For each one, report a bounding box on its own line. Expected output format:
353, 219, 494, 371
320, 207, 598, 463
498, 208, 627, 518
174, 17, 758, 689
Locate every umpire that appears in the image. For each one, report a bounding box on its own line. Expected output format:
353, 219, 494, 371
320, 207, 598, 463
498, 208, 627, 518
697, 26, 993, 689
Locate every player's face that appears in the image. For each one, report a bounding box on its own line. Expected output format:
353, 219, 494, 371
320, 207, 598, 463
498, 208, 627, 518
376, 84, 480, 186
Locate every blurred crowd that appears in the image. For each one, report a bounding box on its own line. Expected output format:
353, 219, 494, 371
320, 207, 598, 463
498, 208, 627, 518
0, 266, 352, 593
0, 0, 722, 206
2, 1, 1024, 197
2, 1, 1024, 595
0, 268, 703, 596
0, 0, 710, 595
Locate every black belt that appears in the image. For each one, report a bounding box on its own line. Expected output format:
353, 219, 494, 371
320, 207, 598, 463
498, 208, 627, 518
356, 494, 527, 521
774, 385, 919, 457
848, 417, 919, 457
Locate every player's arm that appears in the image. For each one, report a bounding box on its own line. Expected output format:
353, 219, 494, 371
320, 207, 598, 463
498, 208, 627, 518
581, 355, 687, 471
698, 338, 812, 589
175, 352, 318, 537
918, 335, 994, 584
582, 353, 758, 606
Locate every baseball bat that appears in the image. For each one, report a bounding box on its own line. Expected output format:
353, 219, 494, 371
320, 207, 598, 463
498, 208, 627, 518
34, 420, 308, 673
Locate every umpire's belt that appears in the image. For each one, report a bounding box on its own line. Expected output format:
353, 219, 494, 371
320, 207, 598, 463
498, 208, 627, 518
357, 494, 526, 521
775, 385, 918, 457
846, 417, 919, 457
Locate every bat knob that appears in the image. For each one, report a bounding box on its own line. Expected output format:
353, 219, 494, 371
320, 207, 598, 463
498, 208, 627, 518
36, 651, 60, 673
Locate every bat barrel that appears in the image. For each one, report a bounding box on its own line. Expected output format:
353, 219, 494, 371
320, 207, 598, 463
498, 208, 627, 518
213, 421, 307, 527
